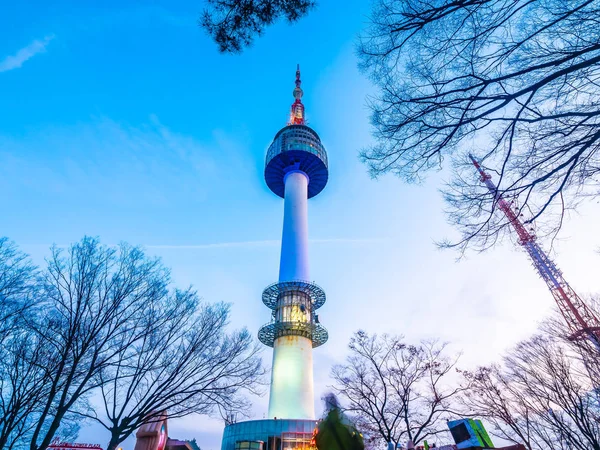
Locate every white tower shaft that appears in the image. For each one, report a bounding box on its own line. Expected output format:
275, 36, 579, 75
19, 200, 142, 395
279, 171, 310, 282
268, 170, 315, 419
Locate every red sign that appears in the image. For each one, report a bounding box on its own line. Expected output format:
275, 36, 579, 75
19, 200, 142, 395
49, 437, 103, 450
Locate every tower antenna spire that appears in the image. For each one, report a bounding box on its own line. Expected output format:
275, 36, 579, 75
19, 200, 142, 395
469, 154, 600, 352
289, 64, 305, 125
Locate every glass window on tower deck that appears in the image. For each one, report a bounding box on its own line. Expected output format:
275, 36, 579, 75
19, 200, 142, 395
266, 126, 328, 169
264, 124, 329, 199
276, 291, 311, 323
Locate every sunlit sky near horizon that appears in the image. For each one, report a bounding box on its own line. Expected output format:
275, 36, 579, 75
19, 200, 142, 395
1, 1, 599, 449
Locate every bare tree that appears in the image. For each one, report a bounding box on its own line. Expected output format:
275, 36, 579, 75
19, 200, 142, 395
0, 239, 81, 450
358, 0, 600, 251
463, 335, 600, 450
24, 237, 174, 450
83, 297, 264, 450
331, 331, 463, 448
461, 365, 541, 450
1, 237, 264, 450
507, 336, 599, 449
0, 238, 41, 450
201, 0, 315, 53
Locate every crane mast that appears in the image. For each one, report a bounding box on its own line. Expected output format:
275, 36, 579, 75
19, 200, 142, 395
469, 155, 600, 352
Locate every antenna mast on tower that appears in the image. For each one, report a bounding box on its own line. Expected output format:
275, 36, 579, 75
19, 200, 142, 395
469, 154, 600, 352
289, 64, 305, 125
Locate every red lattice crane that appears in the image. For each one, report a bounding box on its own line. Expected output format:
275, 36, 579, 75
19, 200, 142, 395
469, 155, 600, 352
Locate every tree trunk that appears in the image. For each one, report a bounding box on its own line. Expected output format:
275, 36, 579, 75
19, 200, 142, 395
106, 434, 123, 450
0, 433, 9, 450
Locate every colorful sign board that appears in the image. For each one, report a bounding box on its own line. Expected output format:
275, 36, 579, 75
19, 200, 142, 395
48, 437, 103, 450
448, 419, 494, 449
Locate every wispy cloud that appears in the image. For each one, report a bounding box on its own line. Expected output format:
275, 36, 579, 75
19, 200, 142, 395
0, 115, 219, 206
21, 239, 386, 252
146, 238, 386, 250
0, 35, 55, 73
147, 240, 280, 250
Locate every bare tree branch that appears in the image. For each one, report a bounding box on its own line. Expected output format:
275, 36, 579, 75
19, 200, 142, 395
359, 0, 600, 252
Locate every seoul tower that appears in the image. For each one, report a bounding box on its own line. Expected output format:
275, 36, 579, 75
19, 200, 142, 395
221, 66, 328, 450
258, 65, 328, 419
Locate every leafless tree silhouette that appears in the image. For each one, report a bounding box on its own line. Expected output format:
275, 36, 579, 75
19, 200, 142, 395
0, 239, 79, 450
25, 238, 173, 450
0, 237, 265, 450
331, 331, 463, 448
462, 334, 600, 450
359, 0, 600, 251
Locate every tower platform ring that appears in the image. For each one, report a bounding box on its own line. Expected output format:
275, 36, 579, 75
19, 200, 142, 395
262, 280, 326, 310
258, 321, 329, 348
265, 125, 328, 199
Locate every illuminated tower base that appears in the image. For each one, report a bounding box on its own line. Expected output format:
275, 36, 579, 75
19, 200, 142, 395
220, 66, 329, 450
269, 335, 314, 418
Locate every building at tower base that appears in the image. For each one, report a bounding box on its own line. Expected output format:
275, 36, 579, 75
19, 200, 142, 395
220, 66, 328, 450
221, 419, 318, 450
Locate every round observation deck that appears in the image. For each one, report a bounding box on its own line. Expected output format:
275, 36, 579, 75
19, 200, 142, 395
258, 279, 328, 348
258, 321, 329, 348
265, 125, 328, 199
262, 281, 326, 311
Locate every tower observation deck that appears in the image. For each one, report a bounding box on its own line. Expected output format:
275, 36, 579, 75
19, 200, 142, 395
258, 65, 329, 420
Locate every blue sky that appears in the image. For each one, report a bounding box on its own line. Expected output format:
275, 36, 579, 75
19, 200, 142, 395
1, 1, 599, 449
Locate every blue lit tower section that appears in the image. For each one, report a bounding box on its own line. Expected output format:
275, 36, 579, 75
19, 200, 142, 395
258, 65, 328, 419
